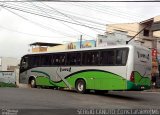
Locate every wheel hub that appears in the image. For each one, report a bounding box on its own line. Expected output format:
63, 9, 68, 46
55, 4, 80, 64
78, 82, 84, 91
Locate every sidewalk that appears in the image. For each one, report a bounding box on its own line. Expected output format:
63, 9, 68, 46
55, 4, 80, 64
144, 88, 160, 92
16, 83, 29, 88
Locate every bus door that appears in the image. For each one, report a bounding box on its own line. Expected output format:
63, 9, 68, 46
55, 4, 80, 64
19, 56, 29, 83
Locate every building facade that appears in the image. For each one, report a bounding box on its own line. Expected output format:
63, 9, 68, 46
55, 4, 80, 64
0, 57, 19, 84
0, 57, 19, 71
107, 15, 160, 49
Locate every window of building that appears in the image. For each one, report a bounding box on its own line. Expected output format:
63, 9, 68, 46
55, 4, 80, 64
143, 29, 150, 36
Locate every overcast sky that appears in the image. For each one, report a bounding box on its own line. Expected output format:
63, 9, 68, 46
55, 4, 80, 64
0, 1, 160, 59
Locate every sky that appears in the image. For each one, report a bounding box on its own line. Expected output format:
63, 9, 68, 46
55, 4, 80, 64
0, 1, 160, 58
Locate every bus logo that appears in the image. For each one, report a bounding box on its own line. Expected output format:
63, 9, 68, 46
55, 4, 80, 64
137, 51, 150, 63
60, 67, 71, 72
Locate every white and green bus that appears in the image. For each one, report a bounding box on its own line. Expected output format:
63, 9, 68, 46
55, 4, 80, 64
19, 44, 152, 93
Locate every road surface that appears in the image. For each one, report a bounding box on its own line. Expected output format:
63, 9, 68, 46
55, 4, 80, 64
0, 88, 159, 115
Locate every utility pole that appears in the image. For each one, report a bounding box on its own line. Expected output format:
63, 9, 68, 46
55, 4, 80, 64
80, 35, 82, 48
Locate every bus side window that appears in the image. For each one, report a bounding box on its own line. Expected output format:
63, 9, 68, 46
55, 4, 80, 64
32, 56, 40, 67
108, 51, 115, 65
92, 52, 99, 65
60, 55, 66, 65
67, 52, 81, 65
55, 57, 60, 65
82, 52, 89, 65
76, 53, 81, 65
122, 49, 128, 65
100, 50, 115, 65
116, 49, 128, 65
100, 51, 108, 65
51, 55, 56, 65
116, 50, 123, 65
21, 56, 28, 69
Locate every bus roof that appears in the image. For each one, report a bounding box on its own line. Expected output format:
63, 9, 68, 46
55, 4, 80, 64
25, 44, 150, 56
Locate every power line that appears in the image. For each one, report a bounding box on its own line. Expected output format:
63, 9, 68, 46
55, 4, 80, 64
30, 2, 106, 31
40, 2, 103, 35
19, 2, 106, 28
69, 2, 143, 34
70, 3, 139, 22
0, 24, 67, 38
0, 3, 106, 31
46, 5, 111, 25
0, 1, 158, 2
3, 7, 77, 38
87, 2, 144, 21
31, 3, 98, 39
1, 1, 152, 41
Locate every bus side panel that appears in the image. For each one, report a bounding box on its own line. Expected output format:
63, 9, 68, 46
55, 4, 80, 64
64, 69, 127, 90
126, 46, 134, 90
127, 46, 152, 90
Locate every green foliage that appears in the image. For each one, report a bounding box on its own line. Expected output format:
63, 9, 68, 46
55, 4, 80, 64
0, 82, 16, 87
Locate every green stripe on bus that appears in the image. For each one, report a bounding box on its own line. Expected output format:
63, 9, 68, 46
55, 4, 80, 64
32, 70, 151, 90
127, 71, 151, 90
31, 70, 67, 87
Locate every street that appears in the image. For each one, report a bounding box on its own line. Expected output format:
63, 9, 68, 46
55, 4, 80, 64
0, 88, 160, 109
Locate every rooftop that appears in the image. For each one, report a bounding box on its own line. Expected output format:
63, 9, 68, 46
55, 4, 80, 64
30, 42, 62, 47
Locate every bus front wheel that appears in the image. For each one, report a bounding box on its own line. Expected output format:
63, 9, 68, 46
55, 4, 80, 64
30, 78, 36, 88
75, 79, 87, 94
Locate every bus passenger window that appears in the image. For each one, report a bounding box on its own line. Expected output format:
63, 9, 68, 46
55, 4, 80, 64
116, 50, 122, 65
60, 55, 66, 65
101, 50, 115, 65
116, 49, 128, 65
21, 57, 28, 69
67, 52, 81, 65
55, 58, 59, 65
122, 50, 128, 65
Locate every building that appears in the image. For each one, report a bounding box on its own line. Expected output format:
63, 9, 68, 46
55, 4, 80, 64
0, 57, 19, 84
0, 57, 19, 71
107, 15, 160, 49
30, 42, 62, 53
103, 16, 160, 87
47, 44, 67, 52
97, 30, 140, 47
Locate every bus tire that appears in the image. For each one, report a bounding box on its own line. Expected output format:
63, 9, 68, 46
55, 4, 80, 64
30, 78, 36, 88
75, 79, 87, 94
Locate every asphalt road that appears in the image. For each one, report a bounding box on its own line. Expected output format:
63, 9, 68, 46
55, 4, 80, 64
0, 88, 160, 115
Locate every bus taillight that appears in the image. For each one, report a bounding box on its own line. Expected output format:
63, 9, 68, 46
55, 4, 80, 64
130, 72, 134, 82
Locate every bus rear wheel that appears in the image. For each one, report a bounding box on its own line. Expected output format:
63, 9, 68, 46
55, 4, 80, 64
30, 78, 36, 88
75, 79, 87, 94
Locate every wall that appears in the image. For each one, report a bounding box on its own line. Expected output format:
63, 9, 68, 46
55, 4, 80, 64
106, 21, 156, 48
32, 47, 47, 52
0, 57, 19, 71
97, 31, 139, 47
0, 71, 16, 84
107, 23, 140, 39
47, 45, 66, 52
154, 15, 160, 22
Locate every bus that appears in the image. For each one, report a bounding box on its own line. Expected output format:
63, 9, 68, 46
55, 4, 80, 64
19, 45, 152, 93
